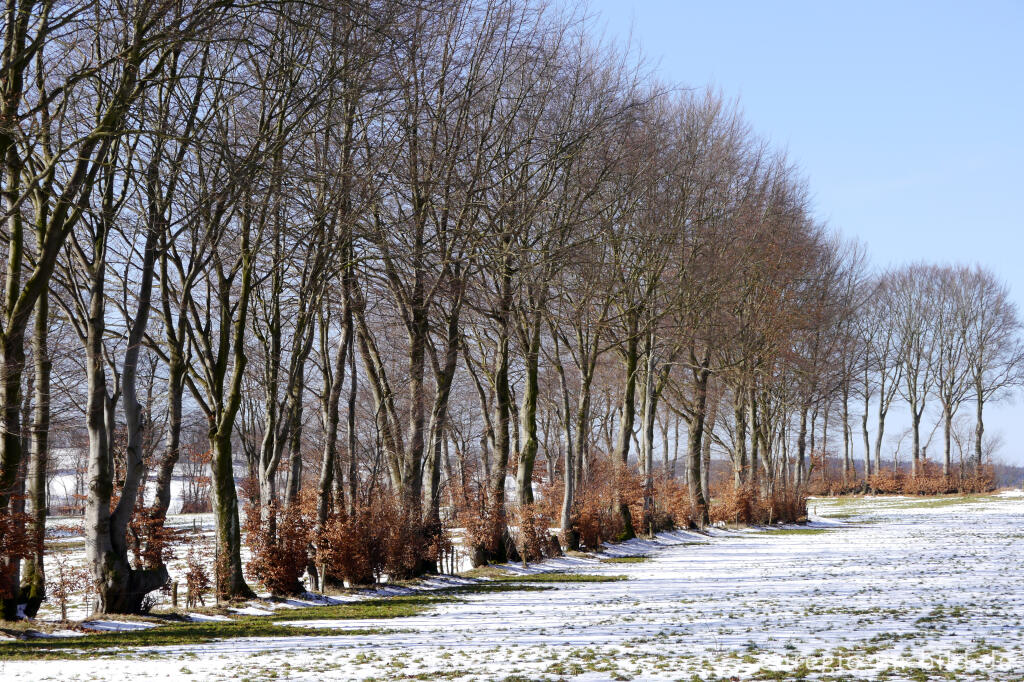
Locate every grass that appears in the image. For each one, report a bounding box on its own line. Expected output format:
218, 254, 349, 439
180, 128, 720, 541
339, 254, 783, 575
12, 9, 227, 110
0, 593, 465, 659
894, 494, 996, 509
758, 527, 833, 536
461, 564, 627, 583
0, 594, 449, 659
599, 556, 650, 564
490, 572, 627, 583
0, 570, 625, 659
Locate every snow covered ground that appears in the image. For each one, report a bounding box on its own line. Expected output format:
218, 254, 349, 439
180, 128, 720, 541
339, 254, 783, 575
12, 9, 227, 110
5, 493, 1024, 680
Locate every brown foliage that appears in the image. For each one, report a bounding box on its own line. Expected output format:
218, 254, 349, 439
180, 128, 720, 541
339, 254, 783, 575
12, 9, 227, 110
244, 496, 314, 597
50, 554, 91, 621
709, 481, 761, 525
866, 461, 995, 495
709, 482, 807, 525
0, 504, 32, 600
510, 503, 553, 563
651, 475, 694, 531
316, 495, 451, 586
128, 506, 185, 570
456, 487, 510, 564
570, 460, 651, 549
184, 537, 213, 609
805, 452, 996, 496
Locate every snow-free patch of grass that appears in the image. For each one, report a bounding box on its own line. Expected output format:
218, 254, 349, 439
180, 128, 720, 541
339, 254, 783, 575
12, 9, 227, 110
0, 595, 450, 659
758, 527, 834, 536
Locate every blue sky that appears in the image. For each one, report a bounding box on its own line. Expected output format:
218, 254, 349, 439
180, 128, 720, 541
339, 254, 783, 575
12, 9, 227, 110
587, 1, 1024, 464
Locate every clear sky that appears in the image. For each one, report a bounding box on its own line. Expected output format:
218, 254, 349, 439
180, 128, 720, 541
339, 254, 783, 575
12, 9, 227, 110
586, 0, 1024, 464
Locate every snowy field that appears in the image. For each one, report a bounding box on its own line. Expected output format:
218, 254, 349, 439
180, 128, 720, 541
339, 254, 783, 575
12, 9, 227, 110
4, 492, 1024, 680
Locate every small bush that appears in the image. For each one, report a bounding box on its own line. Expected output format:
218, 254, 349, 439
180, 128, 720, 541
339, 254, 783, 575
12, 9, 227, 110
128, 507, 184, 570
457, 488, 513, 566
510, 503, 552, 563
316, 495, 447, 586
570, 459, 647, 549
710, 481, 761, 525
244, 498, 313, 597
50, 555, 91, 621
709, 482, 806, 525
651, 475, 693, 530
0, 504, 32, 601
184, 539, 212, 609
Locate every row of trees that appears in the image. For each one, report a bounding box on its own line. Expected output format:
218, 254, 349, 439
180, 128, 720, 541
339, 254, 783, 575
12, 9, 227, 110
0, 0, 1019, 619
840, 265, 1022, 485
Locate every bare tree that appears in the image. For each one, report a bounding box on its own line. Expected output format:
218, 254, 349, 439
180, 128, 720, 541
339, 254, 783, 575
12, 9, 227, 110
959, 267, 1024, 469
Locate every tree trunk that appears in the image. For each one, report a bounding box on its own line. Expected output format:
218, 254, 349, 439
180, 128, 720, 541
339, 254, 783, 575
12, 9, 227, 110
285, 400, 304, 506
841, 389, 851, 482
483, 260, 514, 563
748, 387, 760, 491
515, 313, 542, 506
316, 300, 352, 530
20, 289, 49, 617
732, 389, 747, 486
874, 404, 886, 476
861, 411, 871, 479
942, 404, 952, 478
347, 330, 358, 517
153, 349, 185, 520
796, 404, 808, 486
973, 380, 984, 470
0, 333, 26, 619
701, 391, 714, 504
209, 429, 252, 599
84, 259, 168, 614
425, 302, 461, 524
639, 341, 657, 535
611, 323, 639, 540
686, 366, 711, 527
549, 329, 576, 547
911, 411, 921, 478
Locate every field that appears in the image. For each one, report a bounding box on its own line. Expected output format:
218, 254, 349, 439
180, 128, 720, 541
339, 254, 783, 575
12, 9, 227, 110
3, 493, 1024, 680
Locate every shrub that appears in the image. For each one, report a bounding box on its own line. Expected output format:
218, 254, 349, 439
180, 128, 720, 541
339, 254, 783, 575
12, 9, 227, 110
457, 487, 513, 566
316, 495, 448, 585
709, 482, 806, 525
244, 499, 313, 597
653, 475, 694, 530
184, 538, 213, 609
510, 503, 552, 563
866, 460, 995, 496
128, 506, 184, 570
50, 554, 91, 621
570, 459, 647, 549
317, 507, 380, 585
709, 481, 761, 525
0, 504, 32, 602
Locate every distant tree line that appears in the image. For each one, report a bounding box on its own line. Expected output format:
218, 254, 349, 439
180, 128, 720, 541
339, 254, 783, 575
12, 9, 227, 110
0, 0, 1020, 620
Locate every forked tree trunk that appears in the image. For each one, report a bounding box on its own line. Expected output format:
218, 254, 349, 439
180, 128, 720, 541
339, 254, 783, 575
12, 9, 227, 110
515, 313, 542, 505
152, 350, 185, 521
686, 365, 711, 527
611, 325, 639, 540
19, 288, 49, 617
83, 246, 169, 614
425, 301, 461, 525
